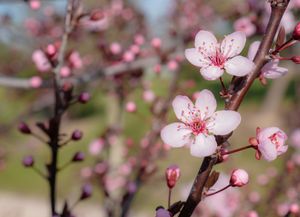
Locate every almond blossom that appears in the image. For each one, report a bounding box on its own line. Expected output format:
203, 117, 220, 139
248, 41, 288, 79
185, 30, 255, 80
255, 127, 288, 161
160, 89, 241, 157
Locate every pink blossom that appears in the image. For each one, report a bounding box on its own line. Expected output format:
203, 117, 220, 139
256, 127, 288, 161
29, 76, 42, 88
69, 51, 83, 69
130, 45, 140, 55
234, 17, 256, 37
32, 50, 51, 72
123, 51, 135, 62
143, 90, 155, 103
88, 139, 104, 156
160, 89, 241, 157
167, 60, 179, 71
185, 30, 255, 80
79, 15, 109, 32
277, 203, 289, 216
80, 167, 92, 179
246, 210, 259, 217
29, 0, 41, 10
248, 41, 288, 79
125, 101, 137, 113
153, 64, 161, 74
290, 203, 299, 213
110, 42, 122, 55
60, 66, 71, 78
230, 169, 249, 187
134, 34, 145, 45
151, 37, 162, 49
290, 128, 300, 148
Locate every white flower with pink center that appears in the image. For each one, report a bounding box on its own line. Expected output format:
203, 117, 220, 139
185, 30, 255, 80
256, 127, 288, 161
160, 89, 241, 157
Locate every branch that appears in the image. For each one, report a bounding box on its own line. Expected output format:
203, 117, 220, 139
178, 1, 290, 216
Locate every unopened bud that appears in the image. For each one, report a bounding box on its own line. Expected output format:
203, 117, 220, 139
71, 130, 83, 141
155, 207, 171, 217
78, 92, 90, 104
80, 184, 92, 200
90, 10, 104, 21
18, 122, 31, 134
22, 156, 34, 167
230, 169, 249, 187
290, 203, 299, 214
291, 56, 300, 64
292, 22, 300, 40
165, 165, 180, 189
72, 152, 85, 162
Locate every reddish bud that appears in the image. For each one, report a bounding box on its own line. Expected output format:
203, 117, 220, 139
90, 10, 104, 21
249, 137, 258, 146
290, 203, 299, 214
18, 122, 31, 134
230, 169, 249, 187
165, 165, 180, 189
292, 22, 300, 40
80, 184, 92, 200
22, 156, 34, 167
71, 130, 83, 141
291, 56, 300, 64
72, 152, 85, 162
78, 92, 90, 104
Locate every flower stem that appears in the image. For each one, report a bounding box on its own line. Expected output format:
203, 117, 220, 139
168, 188, 172, 209
205, 184, 231, 197
221, 145, 254, 156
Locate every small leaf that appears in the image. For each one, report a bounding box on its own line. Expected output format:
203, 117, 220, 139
276, 26, 286, 49
205, 171, 220, 189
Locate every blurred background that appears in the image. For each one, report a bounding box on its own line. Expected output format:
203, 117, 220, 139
0, 0, 299, 217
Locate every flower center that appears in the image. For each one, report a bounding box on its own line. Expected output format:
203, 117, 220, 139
188, 119, 207, 135
209, 50, 226, 67
269, 132, 281, 148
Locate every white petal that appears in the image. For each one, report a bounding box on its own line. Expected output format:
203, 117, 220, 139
262, 60, 288, 79
195, 30, 218, 55
208, 111, 241, 135
225, 56, 255, 76
200, 66, 224, 80
185, 48, 209, 67
190, 134, 217, 157
247, 41, 260, 61
221, 31, 246, 58
258, 140, 278, 161
161, 123, 192, 148
172, 95, 194, 123
257, 127, 280, 142
195, 89, 217, 119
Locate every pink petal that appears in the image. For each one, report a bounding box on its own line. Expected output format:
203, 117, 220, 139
262, 60, 288, 79
225, 55, 255, 76
208, 111, 241, 135
161, 123, 192, 148
195, 30, 218, 54
185, 48, 209, 67
257, 127, 281, 142
195, 89, 217, 119
172, 95, 195, 123
190, 134, 217, 157
221, 31, 246, 58
200, 65, 224, 80
258, 140, 277, 161
277, 145, 288, 155
247, 41, 260, 61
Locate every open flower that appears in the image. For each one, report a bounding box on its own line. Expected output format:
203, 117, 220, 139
160, 89, 241, 157
256, 127, 288, 161
248, 41, 288, 79
185, 30, 255, 80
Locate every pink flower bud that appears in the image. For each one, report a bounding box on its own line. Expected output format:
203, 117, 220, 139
167, 60, 179, 71
110, 42, 122, 55
130, 45, 140, 55
80, 184, 92, 200
143, 90, 155, 103
46, 44, 56, 57
22, 156, 34, 167
71, 130, 83, 141
29, 0, 40, 10
151, 37, 161, 49
155, 208, 171, 217
291, 129, 300, 148
69, 51, 83, 69
230, 169, 249, 187
72, 152, 85, 162
291, 56, 300, 64
290, 203, 299, 213
153, 64, 161, 74
29, 76, 42, 88
60, 66, 71, 78
125, 101, 136, 113
90, 10, 104, 21
78, 92, 90, 104
134, 34, 145, 45
32, 50, 51, 72
88, 139, 104, 156
246, 210, 259, 217
293, 22, 300, 40
165, 165, 180, 189
123, 51, 135, 62
18, 122, 31, 134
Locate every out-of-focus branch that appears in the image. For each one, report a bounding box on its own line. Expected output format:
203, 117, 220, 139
178, 1, 290, 217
